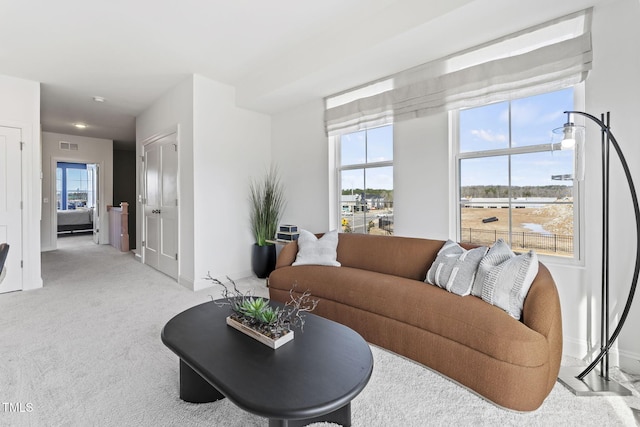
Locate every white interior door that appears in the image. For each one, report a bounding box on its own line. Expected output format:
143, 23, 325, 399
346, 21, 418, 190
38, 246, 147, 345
144, 143, 160, 271
143, 134, 178, 279
0, 126, 22, 293
87, 163, 100, 244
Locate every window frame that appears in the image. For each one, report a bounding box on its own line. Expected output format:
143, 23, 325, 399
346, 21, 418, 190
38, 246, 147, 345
451, 87, 584, 264
336, 125, 394, 235
57, 162, 90, 211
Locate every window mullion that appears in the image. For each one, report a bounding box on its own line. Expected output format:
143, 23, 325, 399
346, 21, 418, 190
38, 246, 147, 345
363, 130, 368, 234
458, 143, 563, 160
340, 160, 393, 171
62, 167, 67, 211
507, 102, 513, 249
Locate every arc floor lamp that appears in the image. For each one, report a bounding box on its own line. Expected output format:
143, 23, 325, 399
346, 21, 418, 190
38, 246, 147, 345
556, 111, 639, 396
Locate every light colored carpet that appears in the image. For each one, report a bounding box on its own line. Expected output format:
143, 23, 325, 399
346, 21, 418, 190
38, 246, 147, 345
1, 234, 639, 426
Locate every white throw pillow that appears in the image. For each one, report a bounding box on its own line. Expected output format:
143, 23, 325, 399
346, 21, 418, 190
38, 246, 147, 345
472, 239, 539, 319
425, 240, 488, 296
471, 239, 514, 298
292, 229, 341, 267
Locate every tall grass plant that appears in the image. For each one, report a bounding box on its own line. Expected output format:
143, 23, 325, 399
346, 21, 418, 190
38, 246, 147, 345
249, 166, 286, 246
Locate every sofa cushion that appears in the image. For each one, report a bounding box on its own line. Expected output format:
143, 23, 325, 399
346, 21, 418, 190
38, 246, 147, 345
292, 229, 341, 267
335, 234, 443, 281
425, 240, 488, 296
472, 239, 539, 319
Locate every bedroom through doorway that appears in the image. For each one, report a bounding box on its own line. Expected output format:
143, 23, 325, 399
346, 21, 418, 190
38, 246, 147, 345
55, 161, 100, 248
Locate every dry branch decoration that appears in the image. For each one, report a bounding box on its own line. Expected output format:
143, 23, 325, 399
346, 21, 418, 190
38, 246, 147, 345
205, 274, 318, 340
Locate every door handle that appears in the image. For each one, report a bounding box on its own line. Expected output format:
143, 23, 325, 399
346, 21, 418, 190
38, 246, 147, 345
151, 209, 162, 214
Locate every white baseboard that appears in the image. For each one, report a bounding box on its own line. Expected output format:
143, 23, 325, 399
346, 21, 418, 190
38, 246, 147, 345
23, 277, 43, 290
563, 336, 640, 374
191, 271, 255, 292
173, 271, 254, 292
562, 336, 588, 360
619, 350, 640, 375
179, 275, 195, 291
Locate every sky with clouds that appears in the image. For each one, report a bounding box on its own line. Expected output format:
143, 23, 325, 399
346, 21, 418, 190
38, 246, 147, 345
460, 88, 575, 188
341, 125, 393, 191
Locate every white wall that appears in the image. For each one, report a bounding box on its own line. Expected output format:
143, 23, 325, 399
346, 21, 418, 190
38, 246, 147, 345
191, 75, 271, 290
0, 74, 41, 290
41, 132, 113, 250
271, 99, 329, 233
136, 76, 195, 287
271, 0, 640, 373
393, 112, 450, 240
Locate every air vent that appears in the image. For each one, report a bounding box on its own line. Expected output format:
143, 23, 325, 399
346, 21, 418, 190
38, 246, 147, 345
59, 141, 79, 151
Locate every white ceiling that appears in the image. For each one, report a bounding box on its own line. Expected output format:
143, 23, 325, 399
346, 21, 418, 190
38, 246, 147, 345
0, 0, 601, 146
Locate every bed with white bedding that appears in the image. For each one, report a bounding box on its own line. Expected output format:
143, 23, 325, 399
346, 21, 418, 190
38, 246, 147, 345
57, 208, 94, 233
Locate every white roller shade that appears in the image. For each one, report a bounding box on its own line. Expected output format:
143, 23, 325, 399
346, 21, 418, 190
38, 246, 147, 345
325, 8, 592, 136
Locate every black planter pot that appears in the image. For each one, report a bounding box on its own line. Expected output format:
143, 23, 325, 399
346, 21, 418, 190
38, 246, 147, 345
252, 243, 276, 279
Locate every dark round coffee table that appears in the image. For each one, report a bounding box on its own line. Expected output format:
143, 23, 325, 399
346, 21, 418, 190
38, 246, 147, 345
161, 299, 373, 427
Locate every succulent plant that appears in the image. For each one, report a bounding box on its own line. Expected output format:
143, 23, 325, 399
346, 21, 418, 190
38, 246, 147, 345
257, 306, 280, 325
237, 297, 269, 319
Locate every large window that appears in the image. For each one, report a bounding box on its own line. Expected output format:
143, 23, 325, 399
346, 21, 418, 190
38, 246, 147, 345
338, 125, 393, 235
456, 88, 578, 258
57, 162, 93, 210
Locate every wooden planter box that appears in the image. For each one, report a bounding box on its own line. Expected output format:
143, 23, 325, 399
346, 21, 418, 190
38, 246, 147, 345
226, 316, 294, 349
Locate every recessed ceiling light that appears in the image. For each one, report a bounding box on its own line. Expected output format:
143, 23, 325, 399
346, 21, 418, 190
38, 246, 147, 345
74, 123, 87, 129
92, 96, 106, 103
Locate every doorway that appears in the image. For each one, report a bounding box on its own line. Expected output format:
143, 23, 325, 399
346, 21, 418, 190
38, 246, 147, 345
0, 125, 22, 293
142, 132, 178, 280
54, 161, 101, 247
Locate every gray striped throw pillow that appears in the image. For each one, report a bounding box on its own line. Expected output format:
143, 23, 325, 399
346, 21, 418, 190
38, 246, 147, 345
472, 239, 539, 319
426, 240, 488, 296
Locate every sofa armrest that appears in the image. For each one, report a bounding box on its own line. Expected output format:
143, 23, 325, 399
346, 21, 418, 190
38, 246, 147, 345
522, 264, 561, 338
275, 241, 298, 269
521, 262, 563, 390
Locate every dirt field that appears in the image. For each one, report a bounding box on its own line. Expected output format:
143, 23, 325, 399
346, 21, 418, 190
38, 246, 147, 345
460, 204, 574, 256
350, 204, 574, 255
461, 204, 573, 236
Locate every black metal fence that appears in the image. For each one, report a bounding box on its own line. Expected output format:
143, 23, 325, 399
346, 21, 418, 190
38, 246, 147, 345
460, 228, 573, 255
378, 217, 394, 234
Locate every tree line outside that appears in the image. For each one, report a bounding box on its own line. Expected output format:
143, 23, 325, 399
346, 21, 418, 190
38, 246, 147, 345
461, 185, 572, 199
341, 188, 394, 200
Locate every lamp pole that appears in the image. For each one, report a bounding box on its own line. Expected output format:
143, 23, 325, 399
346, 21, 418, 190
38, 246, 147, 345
557, 111, 639, 396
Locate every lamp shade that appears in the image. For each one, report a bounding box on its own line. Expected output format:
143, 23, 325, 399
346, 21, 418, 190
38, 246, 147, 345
553, 121, 584, 150
561, 123, 577, 149
552, 117, 585, 181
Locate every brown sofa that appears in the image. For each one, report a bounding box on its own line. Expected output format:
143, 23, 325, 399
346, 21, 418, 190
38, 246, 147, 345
268, 233, 562, 412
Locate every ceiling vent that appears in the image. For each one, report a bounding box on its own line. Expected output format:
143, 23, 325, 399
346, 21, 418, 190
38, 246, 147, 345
59, 141, 79, 151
